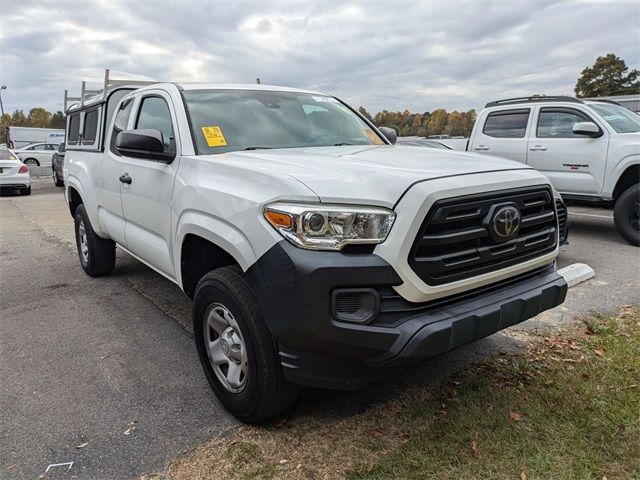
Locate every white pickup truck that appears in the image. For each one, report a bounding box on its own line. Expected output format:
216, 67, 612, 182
64, 82, 567, 422
468, 96, 640, 246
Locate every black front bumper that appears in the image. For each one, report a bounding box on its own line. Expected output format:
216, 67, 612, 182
245, 241, 567, 390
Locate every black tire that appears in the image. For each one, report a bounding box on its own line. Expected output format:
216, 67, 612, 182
193, 266, 299, 423
20, 186, 31, 196
614, 184, 640, 246
73, 204, 116, 276
23, 158, 40, 166
53, 168, 64, 187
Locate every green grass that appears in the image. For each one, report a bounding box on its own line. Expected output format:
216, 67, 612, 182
157, 307, 640, 480
349, 308, 640, 480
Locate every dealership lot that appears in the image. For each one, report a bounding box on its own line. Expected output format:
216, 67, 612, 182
1, 179, 639, 479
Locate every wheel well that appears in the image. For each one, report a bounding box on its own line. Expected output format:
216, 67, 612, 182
67, 187, 82, 217
180, 234, 238, 299
613, 165, 640, 201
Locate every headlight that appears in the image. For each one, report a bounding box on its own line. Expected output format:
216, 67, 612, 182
263, 203, 396, 251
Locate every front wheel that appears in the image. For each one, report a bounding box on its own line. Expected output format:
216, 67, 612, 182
74, 204, 116, 276
193, 266, 299, 423
614, 184, 640, 246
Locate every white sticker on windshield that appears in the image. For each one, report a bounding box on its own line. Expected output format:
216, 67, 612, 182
312, 96, 339, 103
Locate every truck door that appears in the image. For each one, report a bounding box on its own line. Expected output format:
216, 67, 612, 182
526, 107, 609, 194
469, 108, 531, 163
98, 98, 135, 246
119, 91, 181, 278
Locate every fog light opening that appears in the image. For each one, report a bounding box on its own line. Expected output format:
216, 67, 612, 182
332, 288, 379, 324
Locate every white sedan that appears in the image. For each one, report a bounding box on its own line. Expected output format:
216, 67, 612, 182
13, 142, 60, 166
0, 148, 31, 195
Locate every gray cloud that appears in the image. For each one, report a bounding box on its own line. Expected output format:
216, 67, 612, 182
0, 0, 638, 115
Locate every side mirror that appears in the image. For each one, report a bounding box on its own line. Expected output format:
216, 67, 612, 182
378, 126, 397, 145
116, 129, 175, 162
572, 121, 602, 138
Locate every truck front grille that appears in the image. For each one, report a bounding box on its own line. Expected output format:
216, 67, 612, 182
555, 198, 568, 245
408, 187, 557, 285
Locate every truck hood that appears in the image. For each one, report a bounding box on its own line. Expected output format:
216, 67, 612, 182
202, 145, 533, 207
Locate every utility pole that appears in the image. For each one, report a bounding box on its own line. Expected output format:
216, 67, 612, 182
0, 85, 6, 118
0, 85, 6, 146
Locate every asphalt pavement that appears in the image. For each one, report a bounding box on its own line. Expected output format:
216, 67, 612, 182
0, 180, 235, 479
0, 179, 638, 479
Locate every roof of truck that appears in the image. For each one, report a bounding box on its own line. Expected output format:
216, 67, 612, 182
144, 82, 327, 95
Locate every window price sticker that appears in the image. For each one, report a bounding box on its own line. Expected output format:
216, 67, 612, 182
201, 126, 228, 147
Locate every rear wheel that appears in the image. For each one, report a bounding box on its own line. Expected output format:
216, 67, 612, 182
74, 204, 116, 276
193, 266, 299, 423
23, 158, 40, 167
614, 184, 640, 246
20, 186, 31, 196
53, 168, 64, 187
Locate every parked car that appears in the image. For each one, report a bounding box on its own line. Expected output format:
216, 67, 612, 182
13, 142, 60, 167
468, 95, 640, 245
52, 142, 65, 187
65, 82, 567, 422
397, 137, 452, 149
0, 147, 31, 195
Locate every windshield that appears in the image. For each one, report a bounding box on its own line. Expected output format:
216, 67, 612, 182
589, 103, 640, 133
183, 90, 385, 154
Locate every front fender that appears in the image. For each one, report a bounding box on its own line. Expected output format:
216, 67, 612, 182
604, 151, 640, 198
174, 210, 280, 286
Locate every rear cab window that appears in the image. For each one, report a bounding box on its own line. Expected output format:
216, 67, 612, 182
482, 109, 530, 138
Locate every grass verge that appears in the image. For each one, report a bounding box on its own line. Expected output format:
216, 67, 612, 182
151, 306, 640, 480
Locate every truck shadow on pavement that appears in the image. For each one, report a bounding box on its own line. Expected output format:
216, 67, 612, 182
567, 214, 625, 245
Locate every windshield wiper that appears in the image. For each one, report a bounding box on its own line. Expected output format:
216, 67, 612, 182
244, 146, 273, 150
333, 142, 356, 146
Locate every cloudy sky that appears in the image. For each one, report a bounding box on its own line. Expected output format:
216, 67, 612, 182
1, 0, 638, 115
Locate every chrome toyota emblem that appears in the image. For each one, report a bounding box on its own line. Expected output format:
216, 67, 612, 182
492, 206, 521, 238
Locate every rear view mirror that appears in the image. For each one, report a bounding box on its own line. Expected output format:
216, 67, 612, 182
378, 126, 397, 144
572, 122, 602, 138
116, 129, 175, 162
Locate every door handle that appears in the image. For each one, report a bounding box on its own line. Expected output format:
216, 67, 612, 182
529, 145, 547, 151
474, 145, 490, 151
119, 174, 132, 185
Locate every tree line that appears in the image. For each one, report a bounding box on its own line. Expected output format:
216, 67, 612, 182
1, 108, 66, 129
358, 107, 476, 137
